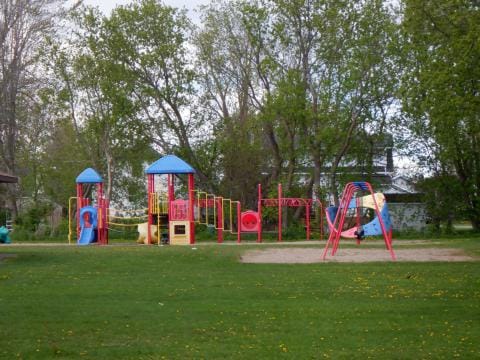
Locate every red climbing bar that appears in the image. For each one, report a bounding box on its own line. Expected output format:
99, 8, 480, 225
278, 183, 282, 242
257, 184, 262, 243
188, 173, 195, 245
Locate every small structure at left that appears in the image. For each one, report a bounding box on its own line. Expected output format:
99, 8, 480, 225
75, 168, 108, 245
0, 171, 17, 243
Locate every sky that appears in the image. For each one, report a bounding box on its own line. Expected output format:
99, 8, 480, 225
81, 0, 211, 21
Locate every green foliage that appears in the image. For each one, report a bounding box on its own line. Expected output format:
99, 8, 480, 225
7, 0, 478, 236
417, 175, 465, 233
215, 115, 265, 207
14, 203, 52, 233
41, 120, 90, 207
0, 207, 11, 227
400, 0, 480, 229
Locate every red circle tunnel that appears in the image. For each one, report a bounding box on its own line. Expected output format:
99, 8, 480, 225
240, 211, 260, 232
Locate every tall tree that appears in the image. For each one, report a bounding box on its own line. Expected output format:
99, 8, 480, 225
196, 0, 399, 205
52, 5, 152, 201
99, 0, 214, 188
400, 0, 480, 229
0, 0, 65, 216
312, 0, 399, 203
195, 0, 275, 199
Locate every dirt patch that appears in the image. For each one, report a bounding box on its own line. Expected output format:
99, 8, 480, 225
0, 253, 17, 262
241, 248, 477, 263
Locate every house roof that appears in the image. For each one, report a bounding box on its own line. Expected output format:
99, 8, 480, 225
146, 155, 195, 174
392, 175, 411, 181
76, 168, 103, 183
382, 183, 415, 194
0, 172, 18, 183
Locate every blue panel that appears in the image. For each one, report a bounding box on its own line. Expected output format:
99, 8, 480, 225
363, 202, 392, 236
78, 206, 98, 245
326, 206, 338, 224
352, 181, 368, 190
79, 206, 98, 228
381, 202, 392, 230
348, 198, 357, 209
76, 168, 103, 183
146, 155, 195, 174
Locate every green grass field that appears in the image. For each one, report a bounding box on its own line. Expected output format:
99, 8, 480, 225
1, 239, 479, 359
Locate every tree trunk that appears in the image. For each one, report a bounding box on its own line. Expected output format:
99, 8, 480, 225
264, 121, 283, 185
469, 198, 480, 231
105, 150, 114, 201
329, 112, 359, 205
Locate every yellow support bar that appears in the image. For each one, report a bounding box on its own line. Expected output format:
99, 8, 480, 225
107, 213, 148, 220
230, 201, 240, 235
149, 192, 169, 215
157, 211, 160, 246
98, 207, 102, 230
198, 191, 208, 224
207, 194, 215, 227
194, 190, 206, 224
148, 193, 154, 214
108, 207, 148, 215
107, 221, 143, 227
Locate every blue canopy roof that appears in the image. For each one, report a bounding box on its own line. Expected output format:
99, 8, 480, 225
76, 168, 103, 183
146, 155, 195, 174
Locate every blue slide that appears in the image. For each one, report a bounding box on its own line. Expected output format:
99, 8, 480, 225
78, 226, 95, 245
78, 206, 98, 245
363, 202, 392, 236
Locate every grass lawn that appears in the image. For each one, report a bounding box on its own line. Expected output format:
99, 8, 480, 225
1, 239, 479, 359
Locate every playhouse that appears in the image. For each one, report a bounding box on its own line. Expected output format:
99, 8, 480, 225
146, 155, 196, 245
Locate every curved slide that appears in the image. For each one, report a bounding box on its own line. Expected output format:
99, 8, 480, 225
326, 193, 391, 238
78, 206, 98, 245
78, 226, 95, 245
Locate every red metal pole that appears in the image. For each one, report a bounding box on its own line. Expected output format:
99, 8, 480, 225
333, 184, 355, 255
366, 182, 396, 260
97, 183, 104, 245
97, 184, 101, 245
188, 173, 195, 244
168, 174, 175, 204
278, 183, 282, 242
217, 197, 223, 243
168, 174, 176, 245
147, 174, 153, 245
257, 183, 262, 243
319, 201, 324, 241
98, 182, 103, 200
323, 183, 354, 259
306, 203, 310, 241
332, 185, 353, 254
356, 197, 361, 245
237, 201, 241, 243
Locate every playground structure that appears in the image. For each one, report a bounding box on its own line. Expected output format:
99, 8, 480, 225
69, 155, 324, 245
146, 155, 196, 245
323, 181, 396, 261
70, 168, 108, 245
256, 183, 323, 242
